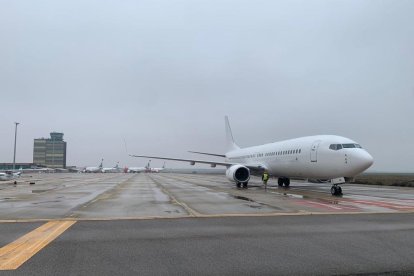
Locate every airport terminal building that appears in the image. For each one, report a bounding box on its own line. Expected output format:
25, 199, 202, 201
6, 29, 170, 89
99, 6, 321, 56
33, 132, 67, 168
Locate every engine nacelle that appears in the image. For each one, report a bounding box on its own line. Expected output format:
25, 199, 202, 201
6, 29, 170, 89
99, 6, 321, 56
226, 165, 250, 183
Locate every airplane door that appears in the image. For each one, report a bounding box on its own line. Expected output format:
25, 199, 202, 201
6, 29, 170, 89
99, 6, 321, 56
310, 141, 321, 162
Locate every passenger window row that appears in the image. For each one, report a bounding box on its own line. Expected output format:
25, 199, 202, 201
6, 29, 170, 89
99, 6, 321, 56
265, 149, 302, 156
229, 148, 303, 161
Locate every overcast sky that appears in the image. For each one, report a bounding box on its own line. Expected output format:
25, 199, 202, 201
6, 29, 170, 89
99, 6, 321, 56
0, 0, 413, 172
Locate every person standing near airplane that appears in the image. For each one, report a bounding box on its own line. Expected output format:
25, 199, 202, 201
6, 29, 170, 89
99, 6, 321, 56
262, 171, 269, 190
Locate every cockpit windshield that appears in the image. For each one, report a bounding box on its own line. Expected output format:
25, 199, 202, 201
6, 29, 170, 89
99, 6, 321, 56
329, 143, 362, 150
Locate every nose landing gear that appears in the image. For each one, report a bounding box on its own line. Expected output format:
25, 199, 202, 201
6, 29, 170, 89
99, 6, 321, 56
331, 185, 343, 196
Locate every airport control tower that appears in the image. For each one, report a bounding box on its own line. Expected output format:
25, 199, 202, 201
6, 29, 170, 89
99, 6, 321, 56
33, 132, 67, 168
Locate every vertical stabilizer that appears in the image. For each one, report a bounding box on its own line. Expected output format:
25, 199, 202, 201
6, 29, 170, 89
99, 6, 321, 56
225, 116, 240, 152
99, 158, 104, 169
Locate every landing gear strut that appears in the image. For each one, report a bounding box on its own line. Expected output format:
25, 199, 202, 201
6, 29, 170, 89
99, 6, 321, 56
330, 185, 342, 196
237, 182, 248, 189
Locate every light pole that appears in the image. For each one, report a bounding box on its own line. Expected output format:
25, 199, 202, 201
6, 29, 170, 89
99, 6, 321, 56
13, 122, 20, 171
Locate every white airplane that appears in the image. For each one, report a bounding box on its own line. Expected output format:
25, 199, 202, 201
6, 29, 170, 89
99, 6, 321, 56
150, 162, 166, 173
127, 160, 151, 173
131, 117, 374, 196
84, 159, 104, 173
101, 162, 121, 173
0, 171, 22, 181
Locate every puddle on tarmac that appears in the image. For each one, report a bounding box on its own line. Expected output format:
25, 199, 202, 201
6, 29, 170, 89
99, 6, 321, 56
32, 189, 53, 193
272, 192, 343, 206
232, 195, 255, 202
271, 192, 305, 199
32, 200, 61, 205
231, 195, 263, 209
164, 210, 181, 214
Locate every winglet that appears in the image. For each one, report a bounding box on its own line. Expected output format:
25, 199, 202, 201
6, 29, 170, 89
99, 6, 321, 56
225, 116, 240, 152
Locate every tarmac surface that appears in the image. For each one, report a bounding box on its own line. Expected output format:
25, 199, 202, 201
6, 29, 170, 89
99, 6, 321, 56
0, 173, 413, 275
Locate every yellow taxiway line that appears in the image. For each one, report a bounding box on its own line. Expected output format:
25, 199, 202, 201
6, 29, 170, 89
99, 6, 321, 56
0, 220, 76, 270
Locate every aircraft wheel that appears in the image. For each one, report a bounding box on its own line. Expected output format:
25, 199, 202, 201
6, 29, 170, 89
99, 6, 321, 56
243, 182, 248, 189
331, 185, 342, 196
284, 178, 290, 187
278, 178, 283, 187
236, 182, 242, 188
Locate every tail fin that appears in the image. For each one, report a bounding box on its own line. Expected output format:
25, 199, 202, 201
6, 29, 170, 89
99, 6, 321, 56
225, 116, 240, 152
99, 158, 104, 169
162, 162, 166, 169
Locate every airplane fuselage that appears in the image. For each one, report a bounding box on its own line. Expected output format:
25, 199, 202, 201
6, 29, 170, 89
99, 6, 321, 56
225, 135, 373, 179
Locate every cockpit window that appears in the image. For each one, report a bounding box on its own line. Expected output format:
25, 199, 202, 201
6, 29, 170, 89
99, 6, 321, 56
342, 144, 356, 148
330, 143, 362, 150
329, 144, 343, 150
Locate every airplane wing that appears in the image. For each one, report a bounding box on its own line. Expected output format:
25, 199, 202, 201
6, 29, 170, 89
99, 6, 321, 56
130, 154, 231, 167
188, 151, 226, 158
129, 154, 268, 173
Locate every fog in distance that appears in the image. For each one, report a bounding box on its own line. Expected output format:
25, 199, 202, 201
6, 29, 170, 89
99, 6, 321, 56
0, 0, 413, 172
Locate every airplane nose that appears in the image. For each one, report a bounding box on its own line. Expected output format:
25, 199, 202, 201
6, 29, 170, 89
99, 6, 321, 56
354, 151, 374, 172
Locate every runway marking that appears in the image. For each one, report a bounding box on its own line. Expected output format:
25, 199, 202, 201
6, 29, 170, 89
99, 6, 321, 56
350, 200, 414, 210
0, 220, 76, 270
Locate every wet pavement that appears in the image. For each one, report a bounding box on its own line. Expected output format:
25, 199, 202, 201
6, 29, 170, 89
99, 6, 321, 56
0, 173, 413, 220
1, 173, 414, 275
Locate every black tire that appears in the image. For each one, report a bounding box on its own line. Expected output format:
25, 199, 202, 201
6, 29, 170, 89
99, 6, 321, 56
278, 178, 283, 187
284, 178, 290, 187
337, 186, 342, 195
331, 186, 336, 196
243, 182, 248, 189
236, 182, 242, 188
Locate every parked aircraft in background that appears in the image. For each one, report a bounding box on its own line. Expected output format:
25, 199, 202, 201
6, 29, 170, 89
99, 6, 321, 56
127, 160, 151, 173
150, 162, 166, 173
0, 171, 21, 181
131, 116, 373, 196
84, 159, 104, 173
101, 162, 121, 173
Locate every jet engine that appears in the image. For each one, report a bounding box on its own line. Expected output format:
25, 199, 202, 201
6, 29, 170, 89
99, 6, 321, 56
226, 165, 250, 183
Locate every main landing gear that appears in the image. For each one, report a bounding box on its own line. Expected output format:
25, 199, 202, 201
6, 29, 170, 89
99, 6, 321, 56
237, 182, 248, 189
330, 185, 343, 196
278, 178, 290, 188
